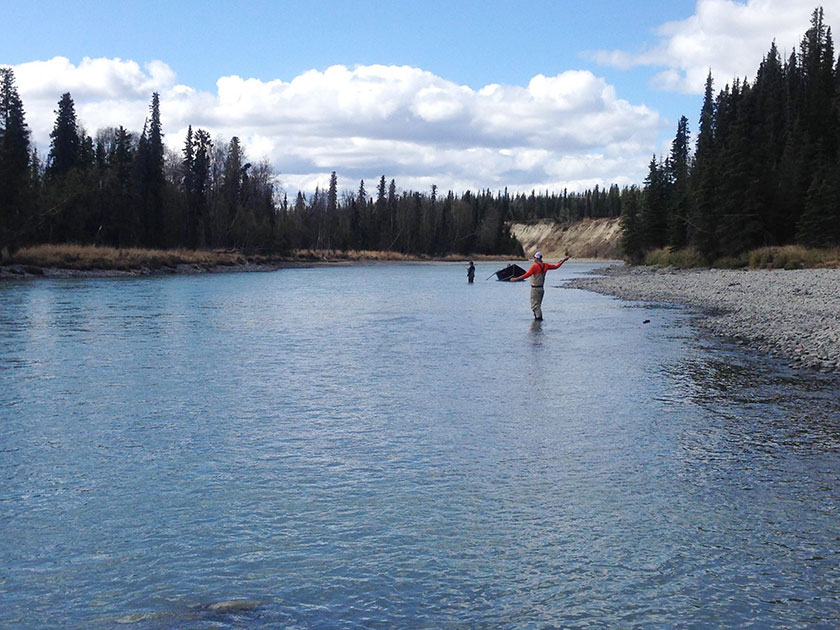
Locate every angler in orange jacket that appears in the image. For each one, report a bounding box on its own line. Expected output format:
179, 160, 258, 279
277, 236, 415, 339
509, 251, 570, 320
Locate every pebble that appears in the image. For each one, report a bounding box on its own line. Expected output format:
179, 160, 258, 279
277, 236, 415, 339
568, 265, 840, 374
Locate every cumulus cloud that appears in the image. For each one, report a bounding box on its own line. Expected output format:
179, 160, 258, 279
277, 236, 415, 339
11, 56, 664, 194
590, 0, 833, 94
12, 56, 183, 145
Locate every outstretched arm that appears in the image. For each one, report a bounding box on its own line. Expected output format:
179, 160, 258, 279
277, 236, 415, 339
547, 256, 571, 269
509, 265, 536, 281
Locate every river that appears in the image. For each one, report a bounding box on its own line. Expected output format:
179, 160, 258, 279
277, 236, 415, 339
1, 262, 838, 628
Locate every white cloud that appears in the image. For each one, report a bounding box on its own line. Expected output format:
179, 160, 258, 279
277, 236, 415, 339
11, 57, 664, 195
591, 0, 836, 93
12, 56, 180, 144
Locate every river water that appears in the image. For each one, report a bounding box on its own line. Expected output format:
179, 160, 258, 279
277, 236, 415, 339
1, 262, 838, 629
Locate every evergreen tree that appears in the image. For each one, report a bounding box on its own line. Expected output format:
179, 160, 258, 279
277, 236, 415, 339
191, 129, 212, 247
138, 92, 166, 247
715, 80, 767, 254
797, 165, 840, 246
357, 179, 367, 206
619, 186, 644, 263
219, 136, 244, 246
328, 172, 338, 215
43, 92, 88, 243
46, 93, 81, 177
0, 67, 31, 255
691, 72, 720, 260
108, 126, 136, 246
666, 116, 691, 249
181, 126, 198, 247
800, 7, 837, 158
640, 156, 669, 249
752, 41, 788, 244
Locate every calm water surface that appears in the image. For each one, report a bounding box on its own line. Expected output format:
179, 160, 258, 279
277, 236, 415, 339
1, 263, 838, 629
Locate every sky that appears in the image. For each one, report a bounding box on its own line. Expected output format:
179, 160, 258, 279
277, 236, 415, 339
2, 0, 838, 197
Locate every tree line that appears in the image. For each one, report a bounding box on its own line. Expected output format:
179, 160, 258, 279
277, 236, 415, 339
0, 65, 627, 260
5, 7, 832, 262
622, 7, 840, 262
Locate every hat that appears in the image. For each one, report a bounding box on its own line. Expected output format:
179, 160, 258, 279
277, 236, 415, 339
534, 251, 543, 259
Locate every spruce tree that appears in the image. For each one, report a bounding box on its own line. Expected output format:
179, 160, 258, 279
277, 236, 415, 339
751, 41, 788, 244
715, 80, 767, 254
0, 67, 31, 255
191, 129, 212, 248
109, 126, 136, 246
43, 92, 88, 243
328, 172, 338, 215
800, 7, 837, 158
219, 136, 244, 246
181, 126, 197, 247
691, 72, 719, 260
619, 186, 644, 263
47, 93, 80, 177
141, 92, 166, 247
640, 155, 669, 250
797, 166, 840, 247
666, 116, 691, 249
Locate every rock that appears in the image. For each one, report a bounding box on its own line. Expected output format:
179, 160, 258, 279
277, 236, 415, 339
568, 266, 840, 374
207, 599, 260, 613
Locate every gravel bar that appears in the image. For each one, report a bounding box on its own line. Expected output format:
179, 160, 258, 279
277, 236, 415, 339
567, 265, 840, 373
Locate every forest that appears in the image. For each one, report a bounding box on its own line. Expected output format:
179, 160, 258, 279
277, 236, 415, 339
622, 7, 840, 263
0, 71, 622, 260
1, 7, 838, 262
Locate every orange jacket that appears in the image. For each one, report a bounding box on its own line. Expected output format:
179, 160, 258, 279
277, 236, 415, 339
513, 260, 565, 285
518, 261, 563, 279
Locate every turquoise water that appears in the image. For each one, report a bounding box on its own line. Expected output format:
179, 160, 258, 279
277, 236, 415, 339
1, 262, 838, 629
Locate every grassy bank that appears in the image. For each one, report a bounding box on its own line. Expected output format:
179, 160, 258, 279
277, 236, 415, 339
1, 244, 492, 275
643, 245, 840, 270
6, 244, 248, 271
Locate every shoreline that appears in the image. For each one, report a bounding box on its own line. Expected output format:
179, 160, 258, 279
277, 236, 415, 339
0, 253, 616, 281
567, 264, 840, 374
0, 260, 303, 279
0, 243, 525, 281
0, 254, 497, 280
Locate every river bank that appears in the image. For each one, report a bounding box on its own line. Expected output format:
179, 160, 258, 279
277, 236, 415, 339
567, 264, 840, 373
0, 244, 508, 280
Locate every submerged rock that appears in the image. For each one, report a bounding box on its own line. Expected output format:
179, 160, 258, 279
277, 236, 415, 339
115, 612, 158, 624
207, 599, 261, 613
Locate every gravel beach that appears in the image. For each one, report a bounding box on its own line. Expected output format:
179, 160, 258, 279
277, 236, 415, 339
568, 265, 840, 373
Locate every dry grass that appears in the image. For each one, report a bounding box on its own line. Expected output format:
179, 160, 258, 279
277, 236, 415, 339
286, 249, 495, 262
287, 249, 418, 262
746, 245, 840, 269
9, 244, 247, 270
643, 247, 708, 268
6, 244, 489, 272
642, 245, 840, 269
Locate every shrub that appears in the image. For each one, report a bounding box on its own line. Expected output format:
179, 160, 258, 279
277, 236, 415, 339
643, 247, 707, 268
747, 245, 840, 269
714, 256, 749, 269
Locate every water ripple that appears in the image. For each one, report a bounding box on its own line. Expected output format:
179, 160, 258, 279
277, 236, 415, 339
0, 264, 838, 628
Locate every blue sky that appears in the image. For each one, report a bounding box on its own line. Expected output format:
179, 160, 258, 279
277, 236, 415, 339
2, 0, 834, 196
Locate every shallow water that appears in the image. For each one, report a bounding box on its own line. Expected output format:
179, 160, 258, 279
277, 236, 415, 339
1, 262, 838, 629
